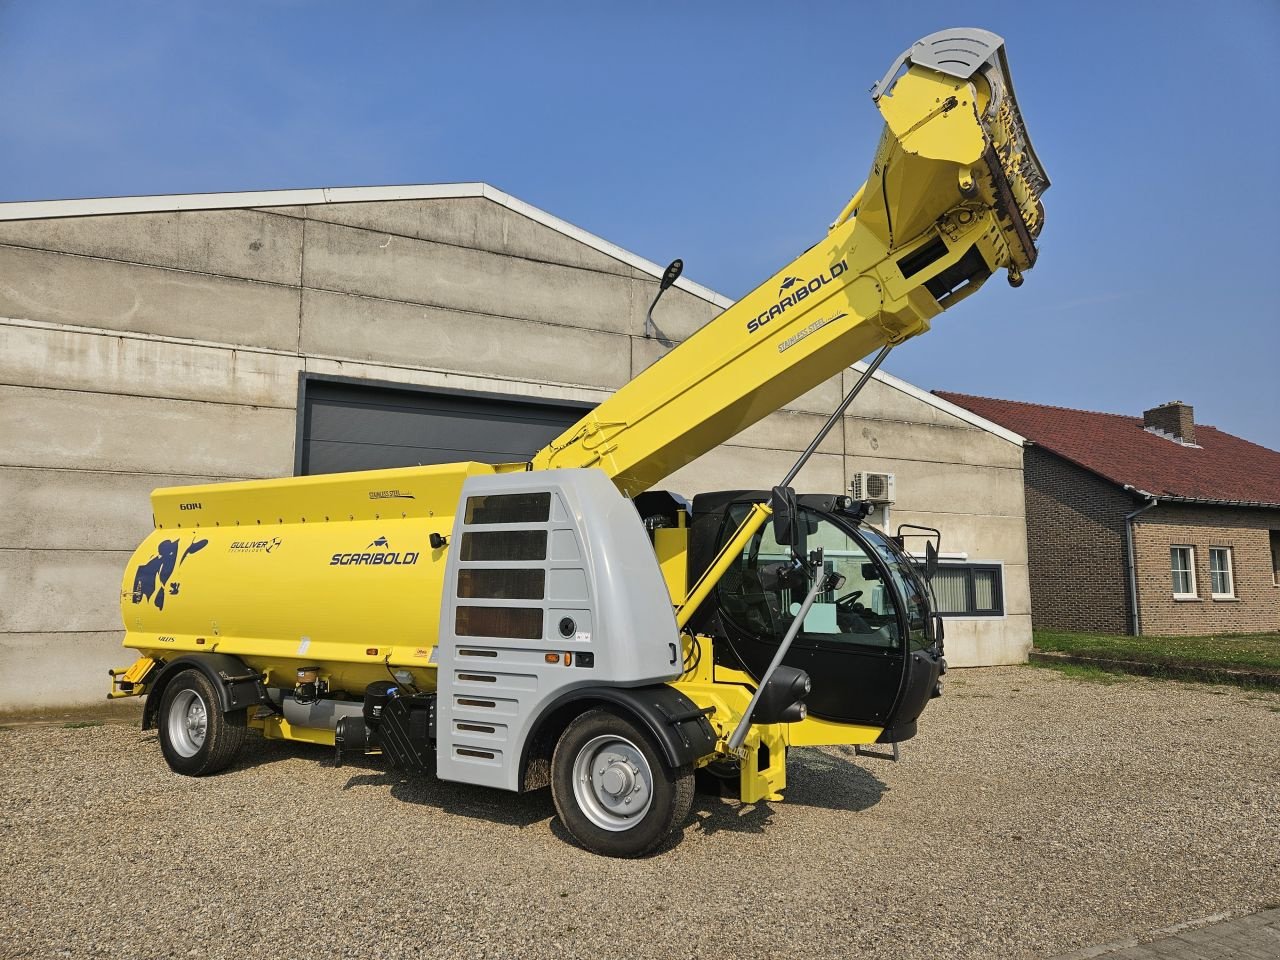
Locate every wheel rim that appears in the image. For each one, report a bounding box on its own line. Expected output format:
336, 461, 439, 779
167, 689, 208, 758
571, 734, 655, 832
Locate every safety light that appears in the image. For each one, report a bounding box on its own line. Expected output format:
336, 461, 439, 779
753, 665, 812, 724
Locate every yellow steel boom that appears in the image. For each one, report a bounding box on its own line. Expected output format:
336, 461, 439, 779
530, 28, 1048, 496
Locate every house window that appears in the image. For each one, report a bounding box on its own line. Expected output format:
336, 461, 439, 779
926, 563, 1004, 617
1271, 530, 1279, 586
1170, 546, 1196, 598
1209, 547, 1235, 598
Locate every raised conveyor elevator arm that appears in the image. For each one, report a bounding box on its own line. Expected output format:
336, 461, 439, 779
526, 29, 1048, 497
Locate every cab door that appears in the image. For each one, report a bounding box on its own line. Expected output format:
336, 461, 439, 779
712, 504, 909, 727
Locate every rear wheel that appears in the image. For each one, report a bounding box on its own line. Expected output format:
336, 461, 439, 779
157, 669, 247, 776
551, 708, 693, 858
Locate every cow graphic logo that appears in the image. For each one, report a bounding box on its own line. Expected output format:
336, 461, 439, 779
131, 536, 208, 610
369, 536, 390, 549
778, 276, 805, 296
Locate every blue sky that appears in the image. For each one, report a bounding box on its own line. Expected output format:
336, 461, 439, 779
2, 1, 1277, 447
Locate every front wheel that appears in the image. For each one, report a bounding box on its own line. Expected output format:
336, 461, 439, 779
551, 708, 694, 858
157, 669, 247, 776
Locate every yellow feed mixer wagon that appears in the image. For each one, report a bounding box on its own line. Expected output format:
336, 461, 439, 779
109, 28, 1049, 857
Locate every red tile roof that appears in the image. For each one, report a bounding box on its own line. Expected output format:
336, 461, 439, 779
934, 392, 1280, 508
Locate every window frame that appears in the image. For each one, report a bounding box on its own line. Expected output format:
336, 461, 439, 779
1170, 545, 1197, 599
1270, 530, 1280, 587
921, 561, 1006, 618
1208, 546, 1235, 599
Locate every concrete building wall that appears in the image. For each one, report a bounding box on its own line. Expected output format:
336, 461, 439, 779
0, 193, 1030, 707
1022, 447, 1133, 635
1133, 504, 1280, 636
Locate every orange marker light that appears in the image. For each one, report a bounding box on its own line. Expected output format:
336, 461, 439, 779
544, 653, 560, 664
564, 652, 573, 667
366, 648, 378, 656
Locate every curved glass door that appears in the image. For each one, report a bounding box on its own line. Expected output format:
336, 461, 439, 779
713, 504, 909, 726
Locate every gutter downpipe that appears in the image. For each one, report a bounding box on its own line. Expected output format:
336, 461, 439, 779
1123, 486, 1159, 636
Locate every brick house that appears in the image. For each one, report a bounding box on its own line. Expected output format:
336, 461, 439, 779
933, 395, 1280, 636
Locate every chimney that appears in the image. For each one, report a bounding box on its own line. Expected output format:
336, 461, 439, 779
1143, 400, 1196, 445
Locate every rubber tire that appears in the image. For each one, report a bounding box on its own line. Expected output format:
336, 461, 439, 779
157, 669, 248, 776
551, 708, 694, 858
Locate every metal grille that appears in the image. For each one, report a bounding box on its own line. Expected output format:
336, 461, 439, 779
459, 530, 548, 562
464, 493, 551, 525
455, 606, 544, 640
457, 568, 546, 600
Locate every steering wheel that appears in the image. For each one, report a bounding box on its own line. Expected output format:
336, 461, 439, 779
835, 589, 863, 607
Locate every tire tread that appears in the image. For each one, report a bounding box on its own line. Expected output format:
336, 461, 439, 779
158, 669, 248, 776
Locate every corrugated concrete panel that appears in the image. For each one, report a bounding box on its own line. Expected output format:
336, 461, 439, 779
0, 550, 126, 634
302, 356, 611, 408
844, 417, 1022, 469
0, 632, 126, 709
300, 197, 644, 279
301, 219, 640, 336
1000, 563, 1032, 616
0, 386, 295, 477
721, 407, 843, 457
628, 335, 670, 378
890, 509, 1030, 562
850, 459, 1025, 518
0, 322, 300, 408
0, 467, 227, 551
791, 374, 846, 418
842, 372, 974, 429
943, 615, 1032, 667
660, 443, 843, 498
0, 245, 301, 350
634, 281, 724, 343
299, 288, 630, 391
0, 209, 303, 286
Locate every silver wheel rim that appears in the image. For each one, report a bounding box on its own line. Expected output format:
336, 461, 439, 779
167, 689, 208, 758
571, 734, 654, 832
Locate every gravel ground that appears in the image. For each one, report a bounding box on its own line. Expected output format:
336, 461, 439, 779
1, 666, 1277, 960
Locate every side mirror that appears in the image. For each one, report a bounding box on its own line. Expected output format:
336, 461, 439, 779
769, 486, 802, 555
660, 258, 683, 291
924, 540, 939, 582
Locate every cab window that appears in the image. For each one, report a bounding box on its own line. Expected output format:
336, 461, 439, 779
716, 505, 901, 650
859, 526, 932, 650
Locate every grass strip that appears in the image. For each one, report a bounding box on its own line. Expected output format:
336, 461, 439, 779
1033, 630, 1280, 672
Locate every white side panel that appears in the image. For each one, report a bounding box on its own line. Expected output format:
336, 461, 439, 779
435, 468, 679, 790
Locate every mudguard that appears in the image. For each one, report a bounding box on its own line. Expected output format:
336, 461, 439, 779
522, 684, 717, 779
141, 653, 271, 730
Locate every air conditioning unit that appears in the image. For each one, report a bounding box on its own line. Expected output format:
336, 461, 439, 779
851, 471, 895, 504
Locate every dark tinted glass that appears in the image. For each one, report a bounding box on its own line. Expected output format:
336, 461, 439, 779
455, 606, 543, 639
457, 568, 546, 600
464, 492, 551, 525
459, 530, 548, 562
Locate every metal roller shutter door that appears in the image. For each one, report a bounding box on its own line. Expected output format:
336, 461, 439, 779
297, 376, 592, 476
